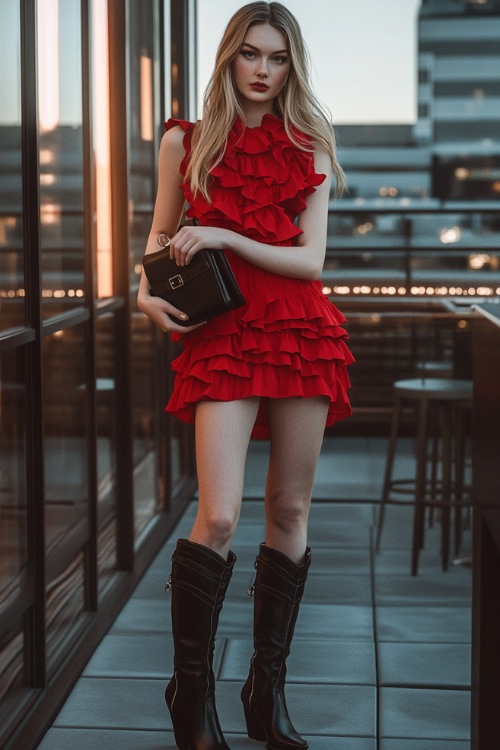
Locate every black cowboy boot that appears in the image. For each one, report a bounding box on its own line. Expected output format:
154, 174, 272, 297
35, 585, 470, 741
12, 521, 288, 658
165, 538, 235, 750
241, 543, 311, 750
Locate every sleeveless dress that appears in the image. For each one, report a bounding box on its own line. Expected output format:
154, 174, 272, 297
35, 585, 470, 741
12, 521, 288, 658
164, 114, 354, 440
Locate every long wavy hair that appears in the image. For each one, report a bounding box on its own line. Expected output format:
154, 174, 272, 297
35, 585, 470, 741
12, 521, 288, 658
187, 1, 346, 201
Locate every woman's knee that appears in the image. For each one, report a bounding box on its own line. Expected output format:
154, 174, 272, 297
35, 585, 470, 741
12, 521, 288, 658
266, 492, 309, 534
196, 505, 240, 547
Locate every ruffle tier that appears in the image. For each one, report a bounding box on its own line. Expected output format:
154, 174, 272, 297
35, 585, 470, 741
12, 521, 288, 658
166, 266, 354, 439
163, 116, 353, 439
165, 115, 325, 244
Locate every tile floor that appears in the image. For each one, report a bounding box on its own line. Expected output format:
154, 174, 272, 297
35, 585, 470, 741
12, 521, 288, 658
37, 436, 472, 749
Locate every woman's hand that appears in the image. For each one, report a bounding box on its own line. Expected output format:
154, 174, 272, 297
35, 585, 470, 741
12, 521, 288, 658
137, 285, 206, 334
170, 225, 235, 267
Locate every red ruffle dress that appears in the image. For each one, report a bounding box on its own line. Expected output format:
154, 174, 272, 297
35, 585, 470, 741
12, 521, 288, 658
164, 114, 354, 439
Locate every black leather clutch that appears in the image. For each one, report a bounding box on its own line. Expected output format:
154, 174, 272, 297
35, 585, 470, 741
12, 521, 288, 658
142, 235, 245, 327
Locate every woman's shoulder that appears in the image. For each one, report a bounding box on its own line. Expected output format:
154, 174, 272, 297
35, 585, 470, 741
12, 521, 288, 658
161, 119, 198, 165
164, 117, 197, 135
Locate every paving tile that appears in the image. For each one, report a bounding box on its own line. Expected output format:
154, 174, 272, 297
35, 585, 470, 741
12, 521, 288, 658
298, 740, 376, 750
309, 502, 375, 526
81, 633, 225, 679
218, 682, 376, 737
375, 571, 472, 607
376, 606, 471, 643
304, 573, 372, 604
291, 603, 374, 640
379, 687, 470, 740
374, 548, 473, 576
307, 516, 372, 547
311, 546, 372, 575
52, 677, 169, 730
37, 728, 175, 750
380, 741, 470, 750
219, 638, 376, 685
110, 598, 171, 635
378, 642, 471, 688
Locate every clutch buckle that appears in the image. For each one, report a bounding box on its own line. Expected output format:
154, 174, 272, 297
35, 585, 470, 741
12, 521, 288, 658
169, 274, 184, 289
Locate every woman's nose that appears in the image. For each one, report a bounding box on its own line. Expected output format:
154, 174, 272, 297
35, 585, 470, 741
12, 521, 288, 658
257, 59, 269, 77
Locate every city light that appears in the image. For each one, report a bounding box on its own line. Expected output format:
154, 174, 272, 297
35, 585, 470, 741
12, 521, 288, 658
439, 226, 462, 244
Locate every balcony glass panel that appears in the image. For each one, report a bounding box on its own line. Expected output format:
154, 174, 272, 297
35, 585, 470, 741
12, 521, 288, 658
44, 324, 88, 560
0, 0, 24, 329
37, 0, 85, 317
128, 0, 163, 536
43, 322, 88, 673
131, 313, 160, 537
95, 313, 118, 584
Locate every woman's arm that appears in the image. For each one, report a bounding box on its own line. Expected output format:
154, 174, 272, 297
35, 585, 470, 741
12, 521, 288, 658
137, 126, 206, 333
169, 148, 333, 282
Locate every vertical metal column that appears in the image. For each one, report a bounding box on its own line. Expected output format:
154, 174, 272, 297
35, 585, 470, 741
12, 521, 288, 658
21, 0, 46, 689
108, 0, 135, 571
81, 0, 99, 610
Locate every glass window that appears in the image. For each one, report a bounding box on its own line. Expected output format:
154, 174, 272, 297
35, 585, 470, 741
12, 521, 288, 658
43, 322, 89, 672
0, 346, 28, 590
95, 313, 118, 584
128, 0, 161, 290
0, 632, 26, 710
37, 0, 85, 317
0, 0, 24, 329
44, 324, 89, 555
131, 312, 160, 537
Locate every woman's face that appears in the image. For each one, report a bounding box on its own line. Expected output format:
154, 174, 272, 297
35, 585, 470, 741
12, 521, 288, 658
233, 23, 290, 111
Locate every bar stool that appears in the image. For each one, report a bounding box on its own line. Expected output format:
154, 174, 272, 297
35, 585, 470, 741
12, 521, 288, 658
375, 378, 472, 575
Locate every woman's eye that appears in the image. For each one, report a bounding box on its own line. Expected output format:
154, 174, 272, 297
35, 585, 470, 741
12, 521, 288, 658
273, 56, 288, 64
241, 50, 256, 59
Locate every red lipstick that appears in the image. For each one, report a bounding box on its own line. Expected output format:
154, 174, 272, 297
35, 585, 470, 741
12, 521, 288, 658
250, 83, 270, 92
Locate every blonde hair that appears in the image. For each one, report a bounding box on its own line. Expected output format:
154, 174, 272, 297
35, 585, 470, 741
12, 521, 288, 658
187, 1, 346, 201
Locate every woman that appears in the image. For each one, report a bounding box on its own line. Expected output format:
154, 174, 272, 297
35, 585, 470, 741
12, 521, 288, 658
138, 3, 353, 749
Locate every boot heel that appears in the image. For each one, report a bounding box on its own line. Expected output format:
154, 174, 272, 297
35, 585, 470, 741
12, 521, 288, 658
243, 705, 267, 742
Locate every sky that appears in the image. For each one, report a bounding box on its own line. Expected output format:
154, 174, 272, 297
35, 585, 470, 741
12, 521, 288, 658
197, 0, 422, 124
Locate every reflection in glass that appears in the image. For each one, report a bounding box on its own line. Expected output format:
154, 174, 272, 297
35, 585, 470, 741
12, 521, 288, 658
128, 0, 159, 289
0, 346, 27, 712
131, 313, 160, 537
92, 0, 113, 299
0, 632, 24, 706
43, 323, 88, 673
0, 347, 27, 600
44, 325, 88, 554
95, 314, 117, 584
46, 551, 85, 675
0, 0, 25, 329
37, 0, 85, 316
128, 0, 162, 536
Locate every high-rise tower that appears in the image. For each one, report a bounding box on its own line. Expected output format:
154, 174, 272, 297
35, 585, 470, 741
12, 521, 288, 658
415, 0, 500, 199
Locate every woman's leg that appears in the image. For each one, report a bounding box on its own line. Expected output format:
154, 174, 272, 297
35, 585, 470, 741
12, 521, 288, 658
166, 397, 260, 750
265, 396, 329, 561
241, 396, 329, 750
190, 396, 261, 558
